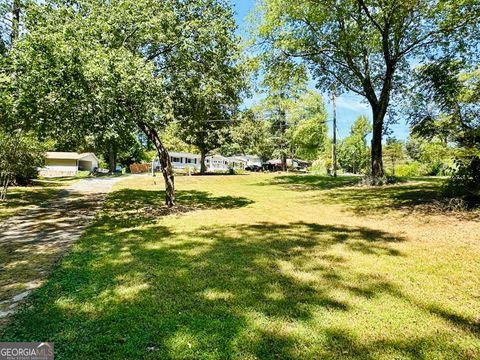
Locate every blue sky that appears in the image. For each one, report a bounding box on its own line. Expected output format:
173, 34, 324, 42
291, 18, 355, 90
231, 0, 410, 140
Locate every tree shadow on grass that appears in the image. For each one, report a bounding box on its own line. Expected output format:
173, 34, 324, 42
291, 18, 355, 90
99, 189, 254, 226
319, 181, 447, 216
0, 188, 253, 313
4, 214, 473, 359
257, 175, 360, 191
0, 186, 63, 219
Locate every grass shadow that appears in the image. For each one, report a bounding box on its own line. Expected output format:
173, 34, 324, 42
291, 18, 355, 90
0, 185, 65, 220
99, 189, 254, 226
258, 175, 360, 191
320, 180, 453, 216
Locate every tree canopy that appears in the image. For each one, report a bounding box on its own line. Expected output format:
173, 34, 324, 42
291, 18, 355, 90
253, 0, 480, 177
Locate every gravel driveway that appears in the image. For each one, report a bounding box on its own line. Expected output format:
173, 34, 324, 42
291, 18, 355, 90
0, 176, 126, 325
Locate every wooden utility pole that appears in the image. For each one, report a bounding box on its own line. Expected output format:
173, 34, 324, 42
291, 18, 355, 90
332, 85, 337, 177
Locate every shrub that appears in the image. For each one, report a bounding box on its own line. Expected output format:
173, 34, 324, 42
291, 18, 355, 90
0, 130, 45, 199
309, 158, 329, 176
444, 155, 480, 207
395, 162, 421, 177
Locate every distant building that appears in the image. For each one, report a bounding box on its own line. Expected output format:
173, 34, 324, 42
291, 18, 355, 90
233, 155, 263, 168
40, 152, 99, 177
155, 152, 247, 172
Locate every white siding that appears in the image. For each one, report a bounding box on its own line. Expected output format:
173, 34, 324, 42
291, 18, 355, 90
40, 159, 78, 177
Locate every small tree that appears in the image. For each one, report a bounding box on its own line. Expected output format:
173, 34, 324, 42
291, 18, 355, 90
0, 130, 45, 200
383, 138, 404, 176
287, 91, 329, 161
337, 115, 372, 174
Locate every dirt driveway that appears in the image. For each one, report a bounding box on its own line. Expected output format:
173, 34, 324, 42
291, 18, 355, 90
0, 176, 126, 325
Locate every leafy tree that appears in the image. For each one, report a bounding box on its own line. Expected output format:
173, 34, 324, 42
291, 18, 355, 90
160, 122, 196, 154
3, 0, 241, 206
405, 135, 453, 176
0, 130, 45, 200
338, 115, 371, 174
409, 59, 479, 204
383, 137, 404, 176
221, 110, 265, 156
410, 60, 479, 150
287, 91, 329, 161
170, 1, 242, 174
254, 0, 480, 178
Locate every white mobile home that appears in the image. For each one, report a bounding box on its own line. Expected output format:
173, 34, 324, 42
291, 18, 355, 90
233, 155, 262, 168
40, 152, 99, 177
156, 152, 247, 172
168, 152, 202, 170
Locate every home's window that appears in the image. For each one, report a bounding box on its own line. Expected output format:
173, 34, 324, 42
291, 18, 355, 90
171, 157, 182, 163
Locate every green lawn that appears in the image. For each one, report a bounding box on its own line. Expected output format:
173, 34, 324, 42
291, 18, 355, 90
1, 173, 479, 359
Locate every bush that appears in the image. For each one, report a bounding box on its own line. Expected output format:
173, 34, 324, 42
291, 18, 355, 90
15, 166, 40, 186
444, 155, 480, 207
308, 158, 329, 175
395, 162, 421, 177
0, 130, 45, 199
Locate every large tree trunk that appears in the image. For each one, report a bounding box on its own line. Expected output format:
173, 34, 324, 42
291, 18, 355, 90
200, 149, 207, 174
139, 123, 175, 207
370, 93, 390, 178
108, 143, 116, 173
281, 152, 287, 172
371, 119, 384, 178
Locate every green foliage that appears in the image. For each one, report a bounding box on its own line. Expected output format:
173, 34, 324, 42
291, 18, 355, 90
254, 0, 479, 176
444, 154, 480, 207
410, 60, 478, 197
410, 60, 479, 150
171, 0, 243, 163
0, 130, 45, 198
161, 122, 195, 153
406, 136, 454, 176
252, 90, 328, 163
395, 162, 422, 177
309, 158, 330, 176
337, 116, 371, 174
222, 110, 268, 157
383, 138, 404, 176
287, 91, 329, 161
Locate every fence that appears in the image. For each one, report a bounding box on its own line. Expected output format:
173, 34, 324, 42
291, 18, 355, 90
129, 163, 152, 174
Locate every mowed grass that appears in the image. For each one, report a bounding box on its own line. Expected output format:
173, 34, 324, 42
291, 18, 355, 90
1, 173, 479, 359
